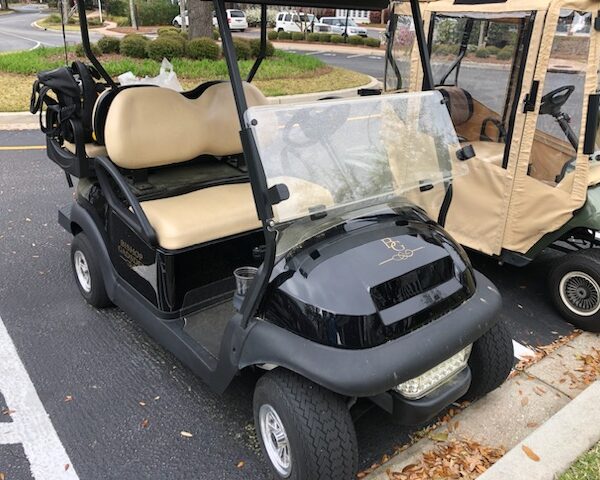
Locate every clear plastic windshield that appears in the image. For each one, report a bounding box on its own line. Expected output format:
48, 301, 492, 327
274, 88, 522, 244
245, 92, 467, 253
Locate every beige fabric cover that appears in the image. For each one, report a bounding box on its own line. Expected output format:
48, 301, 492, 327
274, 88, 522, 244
63, 141, 108, 158
140, 177, 334, 250
104, 82, 268, 169
469, 141, 505, 168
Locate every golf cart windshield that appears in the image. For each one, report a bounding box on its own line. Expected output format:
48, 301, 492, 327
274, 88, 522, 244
246, 92, 467, 254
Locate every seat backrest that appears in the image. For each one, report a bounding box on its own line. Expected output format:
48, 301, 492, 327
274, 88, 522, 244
103, 82, 268, 169
438, 87, 474, 127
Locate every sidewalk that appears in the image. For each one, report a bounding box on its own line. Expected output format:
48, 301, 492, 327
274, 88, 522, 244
364, 331, 600, 480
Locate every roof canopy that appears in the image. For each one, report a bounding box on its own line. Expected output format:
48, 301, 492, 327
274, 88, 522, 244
206, 0, 389, 10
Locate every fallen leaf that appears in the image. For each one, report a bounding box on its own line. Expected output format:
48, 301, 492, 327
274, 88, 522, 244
1, 408, 15, 416
141, 418, 149, 429
64, 464, 70, 471
521, 396, 529, 407
522, 445, 540, 462
429, 431, 449, 442
64, 395, 73, 403
526, 422, 538, 428
139, 401, 146, 406
154, 396, 160, 401
236, 461, 245, 469
180, 431, 193, 438
0, 471, 5, 480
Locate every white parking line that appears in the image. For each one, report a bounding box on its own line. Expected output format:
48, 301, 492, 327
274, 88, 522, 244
347, 54, 366, 59
0, 28, 53, 48
512, 339, 536, 360
322, 53, 337, 56
304, 50, 326, 55
0, 315, 78, 480
368, 56, 383, 60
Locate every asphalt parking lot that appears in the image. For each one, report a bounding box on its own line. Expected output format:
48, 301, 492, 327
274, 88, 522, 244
0, 129, 574, 479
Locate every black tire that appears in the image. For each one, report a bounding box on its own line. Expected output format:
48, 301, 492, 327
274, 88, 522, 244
462, 321, 513, 401
549, 249, 600, 332
253, 369, 358, 480
70, 233, 112, 308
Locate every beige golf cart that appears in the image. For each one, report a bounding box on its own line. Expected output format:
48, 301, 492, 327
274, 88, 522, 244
384, 0, 600, 330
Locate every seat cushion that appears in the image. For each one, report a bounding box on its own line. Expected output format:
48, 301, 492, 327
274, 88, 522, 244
62, 140, 108, 158
439, 87, 474, 126
104, 82, 268, 169
468, 141, 505, 168
140, 178, 334, 250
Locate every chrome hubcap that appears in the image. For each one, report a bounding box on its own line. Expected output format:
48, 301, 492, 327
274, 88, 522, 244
259, 404, 291, 477
74, 250, 92, 293
559, 271, 600, 316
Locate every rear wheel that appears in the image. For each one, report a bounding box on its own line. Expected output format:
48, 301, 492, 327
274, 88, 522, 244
549, 249, 600, 332
253, 369, 358, 480
71, 233, 111, 308
462, 321, 513, 401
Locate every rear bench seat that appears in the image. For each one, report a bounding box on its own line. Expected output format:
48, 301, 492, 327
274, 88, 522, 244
103, 82, 333, 250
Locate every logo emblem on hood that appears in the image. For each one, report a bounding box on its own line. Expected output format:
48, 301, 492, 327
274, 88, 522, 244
379, 238, 424, 265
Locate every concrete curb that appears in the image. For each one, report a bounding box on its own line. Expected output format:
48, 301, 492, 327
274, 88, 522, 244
478, 380, 600, 480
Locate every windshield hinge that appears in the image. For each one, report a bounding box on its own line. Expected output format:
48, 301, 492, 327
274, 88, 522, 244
524, 80, 540, 113
268, 183, 290, 206
456, 144, 475, 161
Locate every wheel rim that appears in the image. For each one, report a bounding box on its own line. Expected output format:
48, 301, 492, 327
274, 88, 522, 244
259, 404, 292, 477
74, 250, 92, 293
559, 271, 600, 317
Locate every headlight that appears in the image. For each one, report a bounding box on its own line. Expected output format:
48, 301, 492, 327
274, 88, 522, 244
395, 345, 472, 399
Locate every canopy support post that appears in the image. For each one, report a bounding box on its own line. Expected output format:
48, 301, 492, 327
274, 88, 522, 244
410, 0, 434, 91
247, 4, 267, 82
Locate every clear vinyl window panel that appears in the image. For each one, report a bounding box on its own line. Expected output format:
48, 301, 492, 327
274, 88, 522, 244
246, 92, 467, 252
386, 14, 417, 91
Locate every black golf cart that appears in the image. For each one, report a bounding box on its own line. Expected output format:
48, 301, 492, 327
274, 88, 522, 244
33, 0, 514, 477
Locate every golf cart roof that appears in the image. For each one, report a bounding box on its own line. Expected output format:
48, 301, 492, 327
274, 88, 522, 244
205, 0, 388, 9
421, 0, 597, 13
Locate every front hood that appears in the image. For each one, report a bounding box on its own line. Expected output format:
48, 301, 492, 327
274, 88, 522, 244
261, 208, 477, 348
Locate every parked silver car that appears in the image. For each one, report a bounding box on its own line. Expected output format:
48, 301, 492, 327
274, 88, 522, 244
316, 17, 368, 36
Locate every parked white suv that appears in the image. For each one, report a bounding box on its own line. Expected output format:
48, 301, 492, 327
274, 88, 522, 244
173, 9, 248, 31
275, 12, 316, 33
316, 17, 368, 36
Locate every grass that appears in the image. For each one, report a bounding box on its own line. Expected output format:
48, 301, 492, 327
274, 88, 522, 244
0, 47, 369, 111
37, 15, 104, 31
560, 441, 600, 480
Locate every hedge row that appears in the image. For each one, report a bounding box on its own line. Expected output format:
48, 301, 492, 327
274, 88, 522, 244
267, 30, 381, 48
78, 33, 275, 62
433, 43, 514, 61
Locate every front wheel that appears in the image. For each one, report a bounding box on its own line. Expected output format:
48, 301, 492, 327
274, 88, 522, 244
253, 369, 358, 480
462, 321, 514, 401
549, 249, 600, 332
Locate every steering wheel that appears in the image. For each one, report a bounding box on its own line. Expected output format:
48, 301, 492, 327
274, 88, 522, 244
540, 85, 575, 117
282, 103, 351, 148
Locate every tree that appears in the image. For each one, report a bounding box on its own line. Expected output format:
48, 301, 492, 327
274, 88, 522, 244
0, 0, 8, 11
188, 0, 213, 39
128, 0, 137, 29
61, 0, 70, 24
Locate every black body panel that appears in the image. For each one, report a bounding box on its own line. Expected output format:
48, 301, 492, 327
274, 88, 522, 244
261, 212, 476, 348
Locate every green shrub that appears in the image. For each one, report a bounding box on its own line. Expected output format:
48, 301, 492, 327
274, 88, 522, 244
307, 32, 320, 42
120, 34, 149, 58
134, 0, 179, 26
87, 17, 102, 26
475, 48, 490, 58
98, 36, 121, 54
267, 30, 278, 40
75, 42, 102, 57
291, 32, 304, 41
364, 37, 381, 48
249, 38, 275, 57
147, 36, 184, 61
486, 45, 500, 55
156, 29, 186, 48
277, 31, 292, 40
186, 37, 220, 60
331, 35, 345, 44
157, 26, 179, 35
106, 0, 128, 17
233, 37, 251, 60
347, 35, 364, 45
45, 13, 62, 23
212, 28, 220, 40
318, 33, 331, 42
496, 46, 513, 60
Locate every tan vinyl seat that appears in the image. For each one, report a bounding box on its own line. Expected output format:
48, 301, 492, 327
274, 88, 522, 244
102, 83, 335, 250
467, 141, 505, 168
63, 141, 108, 158
140, 177, 334, 250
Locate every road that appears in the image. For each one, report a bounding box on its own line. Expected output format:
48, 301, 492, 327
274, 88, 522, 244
0, 127, 575, 479
0, 5, 100, 52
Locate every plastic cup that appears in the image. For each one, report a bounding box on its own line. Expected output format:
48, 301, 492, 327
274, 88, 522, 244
234, 266, 258, 296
